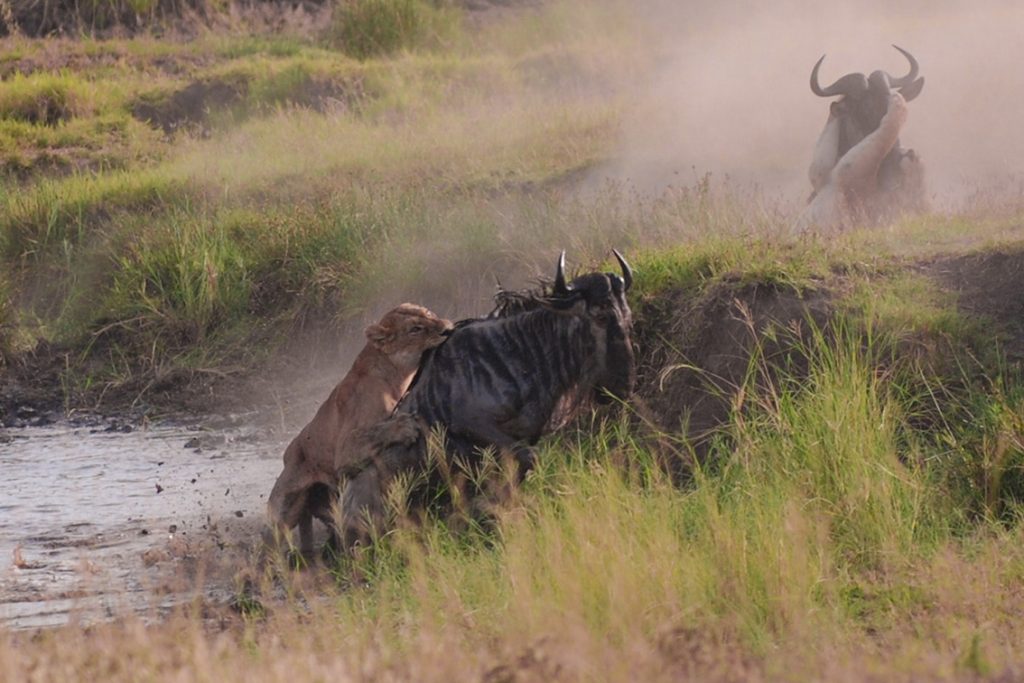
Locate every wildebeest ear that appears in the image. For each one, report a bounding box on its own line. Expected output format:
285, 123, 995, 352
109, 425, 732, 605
899, 77, 925, 102
365, 323, 391, 345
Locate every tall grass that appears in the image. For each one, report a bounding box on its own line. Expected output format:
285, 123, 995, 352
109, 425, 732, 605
0, 169, 188, 259
307, 324, 1010, 676
922, 367, 1024, 523
327, 0, 463, 59
107, 213, 251, 344
0, 71, 94, 125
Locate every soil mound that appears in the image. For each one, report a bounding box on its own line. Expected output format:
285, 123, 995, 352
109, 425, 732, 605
925, 247, 1024, 361
132, 79, 245, 134
633, 278, 832, 455
132, 75, 365, 134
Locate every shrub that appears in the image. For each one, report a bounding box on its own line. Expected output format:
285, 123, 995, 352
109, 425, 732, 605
0, 72, 92, 125
107, 216, 251, 346
327, 0, 461, 59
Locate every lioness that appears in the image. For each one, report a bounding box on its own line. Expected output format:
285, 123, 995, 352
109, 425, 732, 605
266, 303, 451, 558
798, 92, 924, 232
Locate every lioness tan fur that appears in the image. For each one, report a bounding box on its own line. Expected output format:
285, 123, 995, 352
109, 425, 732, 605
266, 303, 451, 556
798, 92, 925, 232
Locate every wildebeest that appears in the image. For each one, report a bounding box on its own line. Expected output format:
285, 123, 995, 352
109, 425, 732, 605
338, 251, 636, 549
799, 46, 927, 231
265, 303, 452, 558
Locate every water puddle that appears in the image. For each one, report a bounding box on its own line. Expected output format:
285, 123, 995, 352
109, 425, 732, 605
0, 419, 286, 630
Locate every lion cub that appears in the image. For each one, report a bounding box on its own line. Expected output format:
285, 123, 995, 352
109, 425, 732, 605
266, 303, 451, 558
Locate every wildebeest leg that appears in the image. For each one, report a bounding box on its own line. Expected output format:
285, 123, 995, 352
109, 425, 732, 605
832, 93, 908, 201
266, 484, 309, 547
511, 444, 536, 482
298, 511, 314, 558
337, 414, 428, 552
306, 483, 341, 560
266, 439, 315, 552
461, 414, 538, 481
340, 467, 387, 551
446, 422, 536, 524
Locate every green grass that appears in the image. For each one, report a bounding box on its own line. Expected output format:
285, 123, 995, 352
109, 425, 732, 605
0, 168, 189, 260
0, 71, 95, 124
327, 0, 464, 59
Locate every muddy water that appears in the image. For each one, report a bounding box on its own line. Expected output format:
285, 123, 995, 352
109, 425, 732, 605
0, 419, 286, 630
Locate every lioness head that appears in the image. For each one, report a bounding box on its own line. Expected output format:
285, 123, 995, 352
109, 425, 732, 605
364, 303, 452, 370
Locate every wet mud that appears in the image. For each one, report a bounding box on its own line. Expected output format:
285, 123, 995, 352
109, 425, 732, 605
0, 418, 285, 630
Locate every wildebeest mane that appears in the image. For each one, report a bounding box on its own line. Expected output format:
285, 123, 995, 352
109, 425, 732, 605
489, 275, 593, 317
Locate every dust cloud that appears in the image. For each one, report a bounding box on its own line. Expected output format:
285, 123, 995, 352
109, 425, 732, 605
597, 0, 1024, 207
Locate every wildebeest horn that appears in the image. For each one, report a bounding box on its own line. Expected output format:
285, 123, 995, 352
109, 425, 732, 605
810, 54, 869, 98
899, 76, 925, 102
553, 250, 569, 296
887, 45, 919, 88
612, 249, 632, 291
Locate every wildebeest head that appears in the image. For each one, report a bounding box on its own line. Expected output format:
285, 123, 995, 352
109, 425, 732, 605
810, 45, 924, 158
548, 250, 636, 403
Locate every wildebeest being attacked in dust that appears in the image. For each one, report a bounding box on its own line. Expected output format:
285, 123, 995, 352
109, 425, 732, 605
798, 45, 928, 231
265, 303, 452, 558
338, 251, 637, 549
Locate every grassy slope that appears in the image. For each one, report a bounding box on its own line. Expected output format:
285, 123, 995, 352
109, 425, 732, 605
2, 2, 1024, 680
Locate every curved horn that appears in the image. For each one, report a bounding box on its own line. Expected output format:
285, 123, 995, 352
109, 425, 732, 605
810, 54, 869, 98
553, 250, 569, 296
887, 45, 919, 88
899, 76, 925, 102
612, 249, 632, 291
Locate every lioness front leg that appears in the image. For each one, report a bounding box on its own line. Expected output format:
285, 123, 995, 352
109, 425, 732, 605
833, 93, 908, 200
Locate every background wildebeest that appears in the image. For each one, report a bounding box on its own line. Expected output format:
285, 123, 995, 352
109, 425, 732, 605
338, 251, 637, 550
265, 303, 451, 558
800, 46, 927, 230
808, 45, 924, 195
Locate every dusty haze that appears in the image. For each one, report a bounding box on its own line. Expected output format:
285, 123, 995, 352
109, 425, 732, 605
599, 0, 1024, 206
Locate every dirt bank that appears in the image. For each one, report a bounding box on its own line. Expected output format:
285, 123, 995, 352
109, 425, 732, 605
5, 246, 1024, 436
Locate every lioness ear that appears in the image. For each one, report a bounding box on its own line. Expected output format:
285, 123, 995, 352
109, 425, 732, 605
365, 323, 391, 345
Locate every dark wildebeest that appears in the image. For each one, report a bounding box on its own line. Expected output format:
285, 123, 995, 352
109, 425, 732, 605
808, 45, 924, 195
337, 251, 636, 549
799, 46, 927, 231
